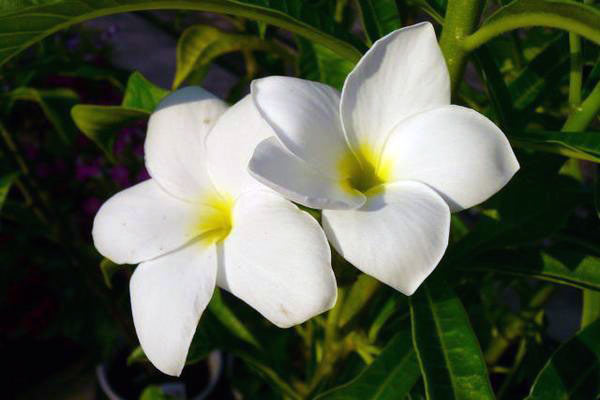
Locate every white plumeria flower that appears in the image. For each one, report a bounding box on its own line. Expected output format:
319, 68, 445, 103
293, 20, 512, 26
248, 22, 519, 295
92, 88, 337, 376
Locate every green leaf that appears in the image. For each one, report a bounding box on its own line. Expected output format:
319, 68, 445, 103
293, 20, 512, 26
507, 34, 569, 113
447, 168, 580, 264
99, 258, 120, 289
526, 318, 600, 399
465, 0, 600, 51
71, 105, 147, 162
4, 87, 80, 143
207, 288, 261, 349
509, 130, 600, 163
0, 0, 364, 66
356, 0, 402, 44
581, 290, 600, 328
316, 326, 419, 399
174, 24, 292, 89
0, 172, 18, 212
410, 274, 494, 400
473, 44, 514, 132
459, 248, 600, 291
122, 71, 169, 112
71, 71, 167, 160
297, 37, 356, 90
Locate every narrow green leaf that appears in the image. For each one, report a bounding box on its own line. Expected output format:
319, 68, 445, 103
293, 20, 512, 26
581, 290, 600, 328
99, 258, 120, 289
509, 130, 600, 163
0, 172, 18, 212
459, 248, 600, 291
5, 87, 80, 143
71, 105, 147, 162
0, 0, 364, 66
508, 34, 569, 113
356, 0, 402, 44
473, 44, 514, 132
207, 288, 261, 349
127, 346, 148, 365
174, 24, 292, 89
316, 326, 420, 399
297, 37, 356, 90
410, 275, 494, 400
527, 318, 600, 399
465, 0, 600, 50
122, 71, 169, 112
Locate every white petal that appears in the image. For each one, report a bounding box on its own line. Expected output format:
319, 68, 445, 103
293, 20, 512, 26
130, 242, 217, 376
92, 179, 201, 265
251, 76, 349, 178
381, 105, 520, 211
322, 181, 450, 295
218, 190, 337, 327
205, 95, 274, 198
249, 137, 365, 210
145, 86, 228, 201
340, 22, 450, 156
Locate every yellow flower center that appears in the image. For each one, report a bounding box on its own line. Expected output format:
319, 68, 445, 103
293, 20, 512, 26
338, 143, 393, 196
191, 193, 234, 246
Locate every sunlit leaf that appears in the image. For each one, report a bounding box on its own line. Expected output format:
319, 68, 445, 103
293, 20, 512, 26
71, 71, 167, 161
410, 274, 494, 400
174, 24, 292, 89
526, 318, 600, 399
0, 0, 364, 66
316, 326, 419, 399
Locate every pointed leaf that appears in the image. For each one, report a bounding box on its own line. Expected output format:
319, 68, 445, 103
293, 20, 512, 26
297, 36, 355, 90
207, 288, 261, 349
0, 0, 363, 66
526, 319, 600, 399
410, 274, 494, 400
509, 130, 600, 163
316, 326, 420, 399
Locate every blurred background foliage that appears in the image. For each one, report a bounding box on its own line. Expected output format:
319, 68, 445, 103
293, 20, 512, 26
0, 0, 599, 399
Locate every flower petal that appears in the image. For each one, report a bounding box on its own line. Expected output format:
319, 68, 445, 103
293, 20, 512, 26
381, 105, 520, 211
92, 179, 201, 265
130, 242, 217, 376
251, 76, 349, 178
218, 190, 337, 327
322, 181, 450, 295
205, 95, 274, 198
340, 22, 450, 156
249, 137, 365, 210
145, 86, 227, 201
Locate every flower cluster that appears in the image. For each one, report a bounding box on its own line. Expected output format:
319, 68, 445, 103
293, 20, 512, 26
93, 22, 518, 375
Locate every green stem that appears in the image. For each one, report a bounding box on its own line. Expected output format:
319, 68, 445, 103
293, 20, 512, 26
568, 32, 583, 108
563, 79, 600, 132
439, 0, 484, 96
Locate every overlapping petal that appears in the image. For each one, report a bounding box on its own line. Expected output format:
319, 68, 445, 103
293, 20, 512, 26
322, 181, 450, 295
205, 95, 274, 198
130, 242, 217, 376
249, 137, 365, 210
381, 105, 520, 211
217, 190, 337, 327
145, 86, 227, 201
92, 179, 201, 265
252, 76, 349, 178
340, 22, 450, 156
